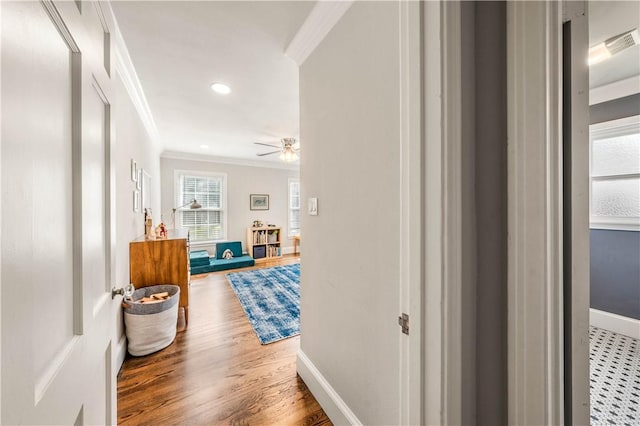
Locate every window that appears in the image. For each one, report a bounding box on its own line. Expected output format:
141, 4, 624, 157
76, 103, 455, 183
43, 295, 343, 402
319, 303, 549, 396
176, 171, 227, 241
288, 178, 300, 237
590, 116, 640, 230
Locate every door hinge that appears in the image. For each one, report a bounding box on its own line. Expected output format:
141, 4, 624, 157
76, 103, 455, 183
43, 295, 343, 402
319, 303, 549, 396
398, 313, 409, 335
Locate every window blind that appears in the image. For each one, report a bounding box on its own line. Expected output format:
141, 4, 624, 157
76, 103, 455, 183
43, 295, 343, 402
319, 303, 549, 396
289, 180, 300, 236
179, 174, 225, 241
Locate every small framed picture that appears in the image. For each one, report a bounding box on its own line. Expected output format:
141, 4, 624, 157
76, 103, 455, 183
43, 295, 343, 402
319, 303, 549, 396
136, 168, 142, 190
250, 194, 269, 210
133, 190, 140, 212
131, 159, 137, 182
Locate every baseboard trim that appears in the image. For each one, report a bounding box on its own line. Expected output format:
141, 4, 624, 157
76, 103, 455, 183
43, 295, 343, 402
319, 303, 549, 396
281, 246, 295, 255
590, 308, 640, 339
115, 334, 127, 374
296, 350, 362, 426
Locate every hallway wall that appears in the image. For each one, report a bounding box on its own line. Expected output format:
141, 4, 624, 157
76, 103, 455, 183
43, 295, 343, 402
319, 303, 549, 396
113, 72, 162, 359
298, 2, 401, 424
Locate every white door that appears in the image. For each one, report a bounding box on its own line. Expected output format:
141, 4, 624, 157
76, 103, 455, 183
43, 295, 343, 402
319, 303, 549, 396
1, 1, 118, 424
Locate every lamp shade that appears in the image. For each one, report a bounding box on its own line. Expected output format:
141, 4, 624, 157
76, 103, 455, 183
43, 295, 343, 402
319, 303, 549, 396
173, 199, 201, 212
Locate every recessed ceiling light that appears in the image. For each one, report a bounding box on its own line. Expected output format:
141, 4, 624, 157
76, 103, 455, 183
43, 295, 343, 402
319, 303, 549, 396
210, 82, 231, 95
200, 144, 209, 149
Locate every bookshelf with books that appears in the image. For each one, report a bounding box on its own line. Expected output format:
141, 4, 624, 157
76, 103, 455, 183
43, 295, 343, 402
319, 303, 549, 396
246, 226, 282, 262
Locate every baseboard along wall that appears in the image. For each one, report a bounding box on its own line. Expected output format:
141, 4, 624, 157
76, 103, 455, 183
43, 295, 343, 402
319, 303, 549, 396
296, 350, 362, 426
116, 334, 127, 373
590, 308, 640, 340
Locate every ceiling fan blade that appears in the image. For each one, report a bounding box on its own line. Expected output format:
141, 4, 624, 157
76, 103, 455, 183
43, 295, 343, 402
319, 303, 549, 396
254, 142, 281, 148
256, 150, 281, 157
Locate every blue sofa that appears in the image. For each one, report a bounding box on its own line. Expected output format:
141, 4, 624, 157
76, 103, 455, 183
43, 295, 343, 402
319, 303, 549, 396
190, 241, 255, 275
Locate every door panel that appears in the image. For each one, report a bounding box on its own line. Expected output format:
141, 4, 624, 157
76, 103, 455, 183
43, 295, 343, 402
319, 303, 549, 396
0, 0, 78, 385
1, 1, 116, 423
84, 82, 108, 304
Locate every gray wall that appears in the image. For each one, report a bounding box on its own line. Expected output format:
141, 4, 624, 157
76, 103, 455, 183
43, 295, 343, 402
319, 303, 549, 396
590, 93, 640, 125
298, 2, 401, 423
461, 2, 508, 425
160, 157, 299, 253
590, 230, 640, 319
473, 3, 508, 425
590, 94, 640, 319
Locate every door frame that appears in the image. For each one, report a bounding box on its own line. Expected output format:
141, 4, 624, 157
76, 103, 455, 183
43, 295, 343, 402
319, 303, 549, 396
398, 1, 424, 424
506, 1, 590, 424
562, 3, 590, 424
422, 1, 465, 424
506, 2, 564, 424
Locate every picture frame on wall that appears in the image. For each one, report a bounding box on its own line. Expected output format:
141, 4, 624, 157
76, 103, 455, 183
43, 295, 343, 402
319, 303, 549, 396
133, 190, 140, 212
250, 194, 269, 210
141, 170, 151, 214
131, 159, 137, 182
136, 169, 142, 190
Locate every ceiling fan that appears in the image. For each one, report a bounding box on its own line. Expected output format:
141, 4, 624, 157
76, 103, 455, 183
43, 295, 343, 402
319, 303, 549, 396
255, 137, 300, 162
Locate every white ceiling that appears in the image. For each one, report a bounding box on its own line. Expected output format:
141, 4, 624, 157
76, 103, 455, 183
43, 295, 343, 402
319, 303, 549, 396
589, 1, 640, 89
112, 1, 638, 161
111, 1, 314, 164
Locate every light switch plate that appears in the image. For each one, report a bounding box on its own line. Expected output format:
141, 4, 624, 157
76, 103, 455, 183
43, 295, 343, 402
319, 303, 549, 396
308, 197, 318, 215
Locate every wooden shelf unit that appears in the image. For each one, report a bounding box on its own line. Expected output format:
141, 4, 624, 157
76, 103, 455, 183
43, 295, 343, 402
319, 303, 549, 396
247, 226, 282, 263
129, 229, 191, 325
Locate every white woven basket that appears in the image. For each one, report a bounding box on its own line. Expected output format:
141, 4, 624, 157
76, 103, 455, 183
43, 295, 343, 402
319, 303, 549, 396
124, 285, 180, 356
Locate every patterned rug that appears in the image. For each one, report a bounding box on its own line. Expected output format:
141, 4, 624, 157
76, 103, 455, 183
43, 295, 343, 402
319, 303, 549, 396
226, 263, 300, 345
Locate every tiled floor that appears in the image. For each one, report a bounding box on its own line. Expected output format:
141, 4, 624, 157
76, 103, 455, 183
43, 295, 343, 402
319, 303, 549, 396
590, 326, 640, 426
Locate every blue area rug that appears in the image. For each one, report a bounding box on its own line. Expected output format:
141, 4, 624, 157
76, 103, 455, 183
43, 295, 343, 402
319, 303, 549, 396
226, 263, 300, 344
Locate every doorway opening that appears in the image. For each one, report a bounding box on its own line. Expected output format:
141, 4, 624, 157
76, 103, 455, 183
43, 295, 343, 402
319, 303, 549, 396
584, 2, 640, 425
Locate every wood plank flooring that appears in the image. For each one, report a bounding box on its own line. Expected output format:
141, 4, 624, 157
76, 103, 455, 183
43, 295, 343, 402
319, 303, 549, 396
117, 255, 331, 425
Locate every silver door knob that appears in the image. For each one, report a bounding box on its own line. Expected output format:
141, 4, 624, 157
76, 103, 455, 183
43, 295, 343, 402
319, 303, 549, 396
111, 283, 135, 299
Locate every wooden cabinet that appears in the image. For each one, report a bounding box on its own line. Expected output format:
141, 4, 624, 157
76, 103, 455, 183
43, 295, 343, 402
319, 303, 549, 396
247, 226, 282, 263
129, 229, 191, 325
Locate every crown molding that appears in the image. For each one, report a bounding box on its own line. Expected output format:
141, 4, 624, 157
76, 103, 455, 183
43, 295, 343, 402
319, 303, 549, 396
103, 3, 161, 149
161, 150, 300, 172
590, 74, 640, 105
285, 1, 354, 66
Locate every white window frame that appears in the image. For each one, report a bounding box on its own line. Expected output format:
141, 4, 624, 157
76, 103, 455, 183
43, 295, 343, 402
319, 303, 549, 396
174, 170, 228, 242
589, 115, 640, 231
288, 178, 300, 237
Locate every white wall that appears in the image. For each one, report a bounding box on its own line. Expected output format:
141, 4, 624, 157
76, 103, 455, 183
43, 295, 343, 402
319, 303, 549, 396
298, 2, 402, 424
160, 157, 299, 254
113, 72, 162, 361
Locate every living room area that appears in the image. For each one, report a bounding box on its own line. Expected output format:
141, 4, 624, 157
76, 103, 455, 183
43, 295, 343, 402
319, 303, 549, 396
109, 1, 319, 423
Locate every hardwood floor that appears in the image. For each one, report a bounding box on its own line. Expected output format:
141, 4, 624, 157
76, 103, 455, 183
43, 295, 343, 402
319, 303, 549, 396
117, 255, 331, 425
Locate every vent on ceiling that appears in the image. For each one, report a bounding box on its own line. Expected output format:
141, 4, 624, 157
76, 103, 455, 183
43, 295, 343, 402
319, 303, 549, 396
605, 29, 640, 55
589, 28, 639, 66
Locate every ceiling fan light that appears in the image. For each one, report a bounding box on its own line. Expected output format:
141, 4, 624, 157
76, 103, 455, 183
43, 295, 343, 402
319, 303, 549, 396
282, 148, 298, 162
